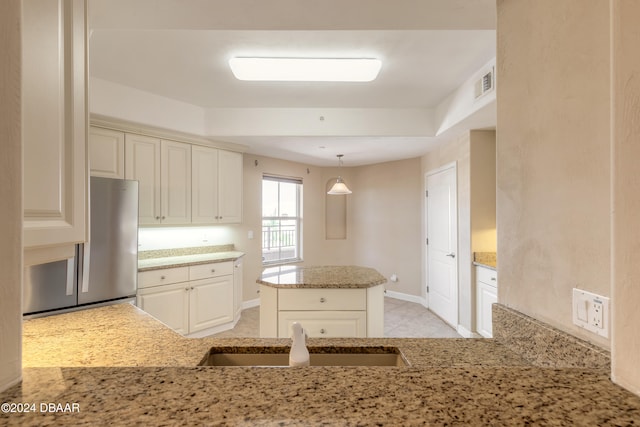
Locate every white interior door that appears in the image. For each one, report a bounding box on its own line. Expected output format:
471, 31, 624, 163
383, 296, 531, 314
426, 164, 458, 327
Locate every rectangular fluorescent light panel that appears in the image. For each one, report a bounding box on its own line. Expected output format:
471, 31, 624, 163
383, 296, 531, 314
229, 57, 381, 82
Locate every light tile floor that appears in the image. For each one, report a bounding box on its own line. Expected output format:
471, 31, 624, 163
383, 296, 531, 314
210, 297, 461, 338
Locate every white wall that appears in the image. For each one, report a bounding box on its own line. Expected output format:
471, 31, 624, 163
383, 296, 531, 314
0, 0, 23, 393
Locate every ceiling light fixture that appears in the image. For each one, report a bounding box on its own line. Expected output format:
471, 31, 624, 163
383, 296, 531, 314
327, 155, 352, 195
229, 57, 382, 82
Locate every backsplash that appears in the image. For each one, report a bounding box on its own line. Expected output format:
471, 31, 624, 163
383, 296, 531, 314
138, 226, 235, 251
492, 304, 610, 369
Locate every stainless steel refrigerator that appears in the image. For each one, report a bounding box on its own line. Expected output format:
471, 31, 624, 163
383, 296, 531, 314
23, 177, 139, 316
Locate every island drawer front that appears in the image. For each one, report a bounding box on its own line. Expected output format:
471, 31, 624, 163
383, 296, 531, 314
138, 267, 189, 289
476, 266, 497, 286
189, 261, 233, 281
278, 288, 366, 311
278, 311, 366, 338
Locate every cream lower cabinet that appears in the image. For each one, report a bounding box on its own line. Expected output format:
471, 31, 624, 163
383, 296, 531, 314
260, 285, 384, 338
475, 266, 498, 338
137, 261, 239, 336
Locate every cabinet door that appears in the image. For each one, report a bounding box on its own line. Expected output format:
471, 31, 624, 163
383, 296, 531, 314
476, 281, 497, 338
217, 150, 243, 223
22, 0, 87, 248
191, 146, 219, 224
233, 259, 243, 320
125, 134, 161, 224
189, 277, 234, 333
89, 127, 125, 179
137, 283, 189, 335
161, 140, 191, 224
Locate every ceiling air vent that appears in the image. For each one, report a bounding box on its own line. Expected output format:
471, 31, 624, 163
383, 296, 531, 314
474, 68, 495, 99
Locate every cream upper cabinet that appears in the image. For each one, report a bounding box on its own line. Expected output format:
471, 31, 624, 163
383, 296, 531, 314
22, 0, 88, 249
160, 141, 191, 224
125, 134, 161, 224
217, 150, 243, 223
192, 146, 243, 224
89, 127, 125, 179
191, 146, 219, 223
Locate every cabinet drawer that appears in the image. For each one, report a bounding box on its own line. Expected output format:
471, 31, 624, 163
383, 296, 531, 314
476, 266, 497, 286
189, 261, 233, 281
278, 288, 366, 311
138, 267, 189, 289
278, 311, 366, 338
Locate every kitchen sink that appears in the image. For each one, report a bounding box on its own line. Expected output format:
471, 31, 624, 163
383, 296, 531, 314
199, 346, 409, 367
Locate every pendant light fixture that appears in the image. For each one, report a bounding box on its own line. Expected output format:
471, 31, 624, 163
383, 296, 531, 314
327, 154, 352, 195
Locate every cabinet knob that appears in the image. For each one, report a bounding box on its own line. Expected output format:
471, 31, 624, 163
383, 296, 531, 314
211, 269, 216, 273
190, 287, 194, 290
185, 287, 189, 291
161, 216, 166, 220
491, 277, 496, 281
320, 329, 326, 334
155, 216, 160, 220
319, 297, 326, 303
160, 276, 166, 280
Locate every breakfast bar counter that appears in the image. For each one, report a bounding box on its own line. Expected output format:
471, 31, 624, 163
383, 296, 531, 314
2, 304, 640, 426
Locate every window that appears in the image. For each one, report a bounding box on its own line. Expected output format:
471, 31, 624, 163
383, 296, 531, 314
262, 175, 302, 265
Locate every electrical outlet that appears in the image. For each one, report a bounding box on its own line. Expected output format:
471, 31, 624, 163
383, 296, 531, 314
572, 288, 609, 338
591, 300, 603, 329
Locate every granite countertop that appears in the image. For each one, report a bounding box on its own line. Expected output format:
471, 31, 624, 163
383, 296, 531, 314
2, 304, 640, 425
138, 244, 244, 272
258, 265, 387, 289
473, 251, 497, 269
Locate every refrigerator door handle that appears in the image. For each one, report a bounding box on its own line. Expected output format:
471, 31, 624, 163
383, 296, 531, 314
65, 257, 75, 296
80, 243, 90, 293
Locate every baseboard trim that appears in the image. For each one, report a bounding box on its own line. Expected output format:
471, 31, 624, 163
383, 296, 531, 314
242, 298, 260, 310
384, 290, 427, 307
457, 324, 482, 338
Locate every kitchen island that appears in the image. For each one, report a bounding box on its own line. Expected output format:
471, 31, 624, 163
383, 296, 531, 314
2, 303, 640, 426
257, 265, 386, 338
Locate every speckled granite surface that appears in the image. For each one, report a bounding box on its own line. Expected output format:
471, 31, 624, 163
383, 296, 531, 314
473, 251, 497, 269
493, 303, 611, 369
258, 265, 387, 289
2, 304, 640, 425
138, 245, 244, 272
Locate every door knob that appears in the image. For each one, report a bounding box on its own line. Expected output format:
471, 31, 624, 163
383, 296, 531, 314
446, 253, 456, 258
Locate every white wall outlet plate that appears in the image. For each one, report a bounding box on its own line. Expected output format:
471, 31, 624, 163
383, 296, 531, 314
572, 288, 610, 339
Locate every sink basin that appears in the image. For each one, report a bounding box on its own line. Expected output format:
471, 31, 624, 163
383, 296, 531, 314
200, 346, 408, 367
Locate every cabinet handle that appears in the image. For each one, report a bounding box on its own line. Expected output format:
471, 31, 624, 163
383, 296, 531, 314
491, 277, 496, 281
320, 329, 326, 334
319, 297, 326, 303
160, 276, 166, 280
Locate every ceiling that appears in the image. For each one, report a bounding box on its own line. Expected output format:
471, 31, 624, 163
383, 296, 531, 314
88, 0, 497, 166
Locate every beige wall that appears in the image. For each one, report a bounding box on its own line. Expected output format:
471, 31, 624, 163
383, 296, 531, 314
0, 0, 23, 393
351, 158, 423, 296
470, 131, 496, 253
496, 0, 611, 348
233, 154, 424, 301
611, 0, 640, 396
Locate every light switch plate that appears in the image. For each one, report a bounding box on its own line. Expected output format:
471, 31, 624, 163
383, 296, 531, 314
572, 288, 610, 338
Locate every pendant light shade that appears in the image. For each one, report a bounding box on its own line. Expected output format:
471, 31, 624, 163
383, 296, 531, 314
327, 155, 352, 195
